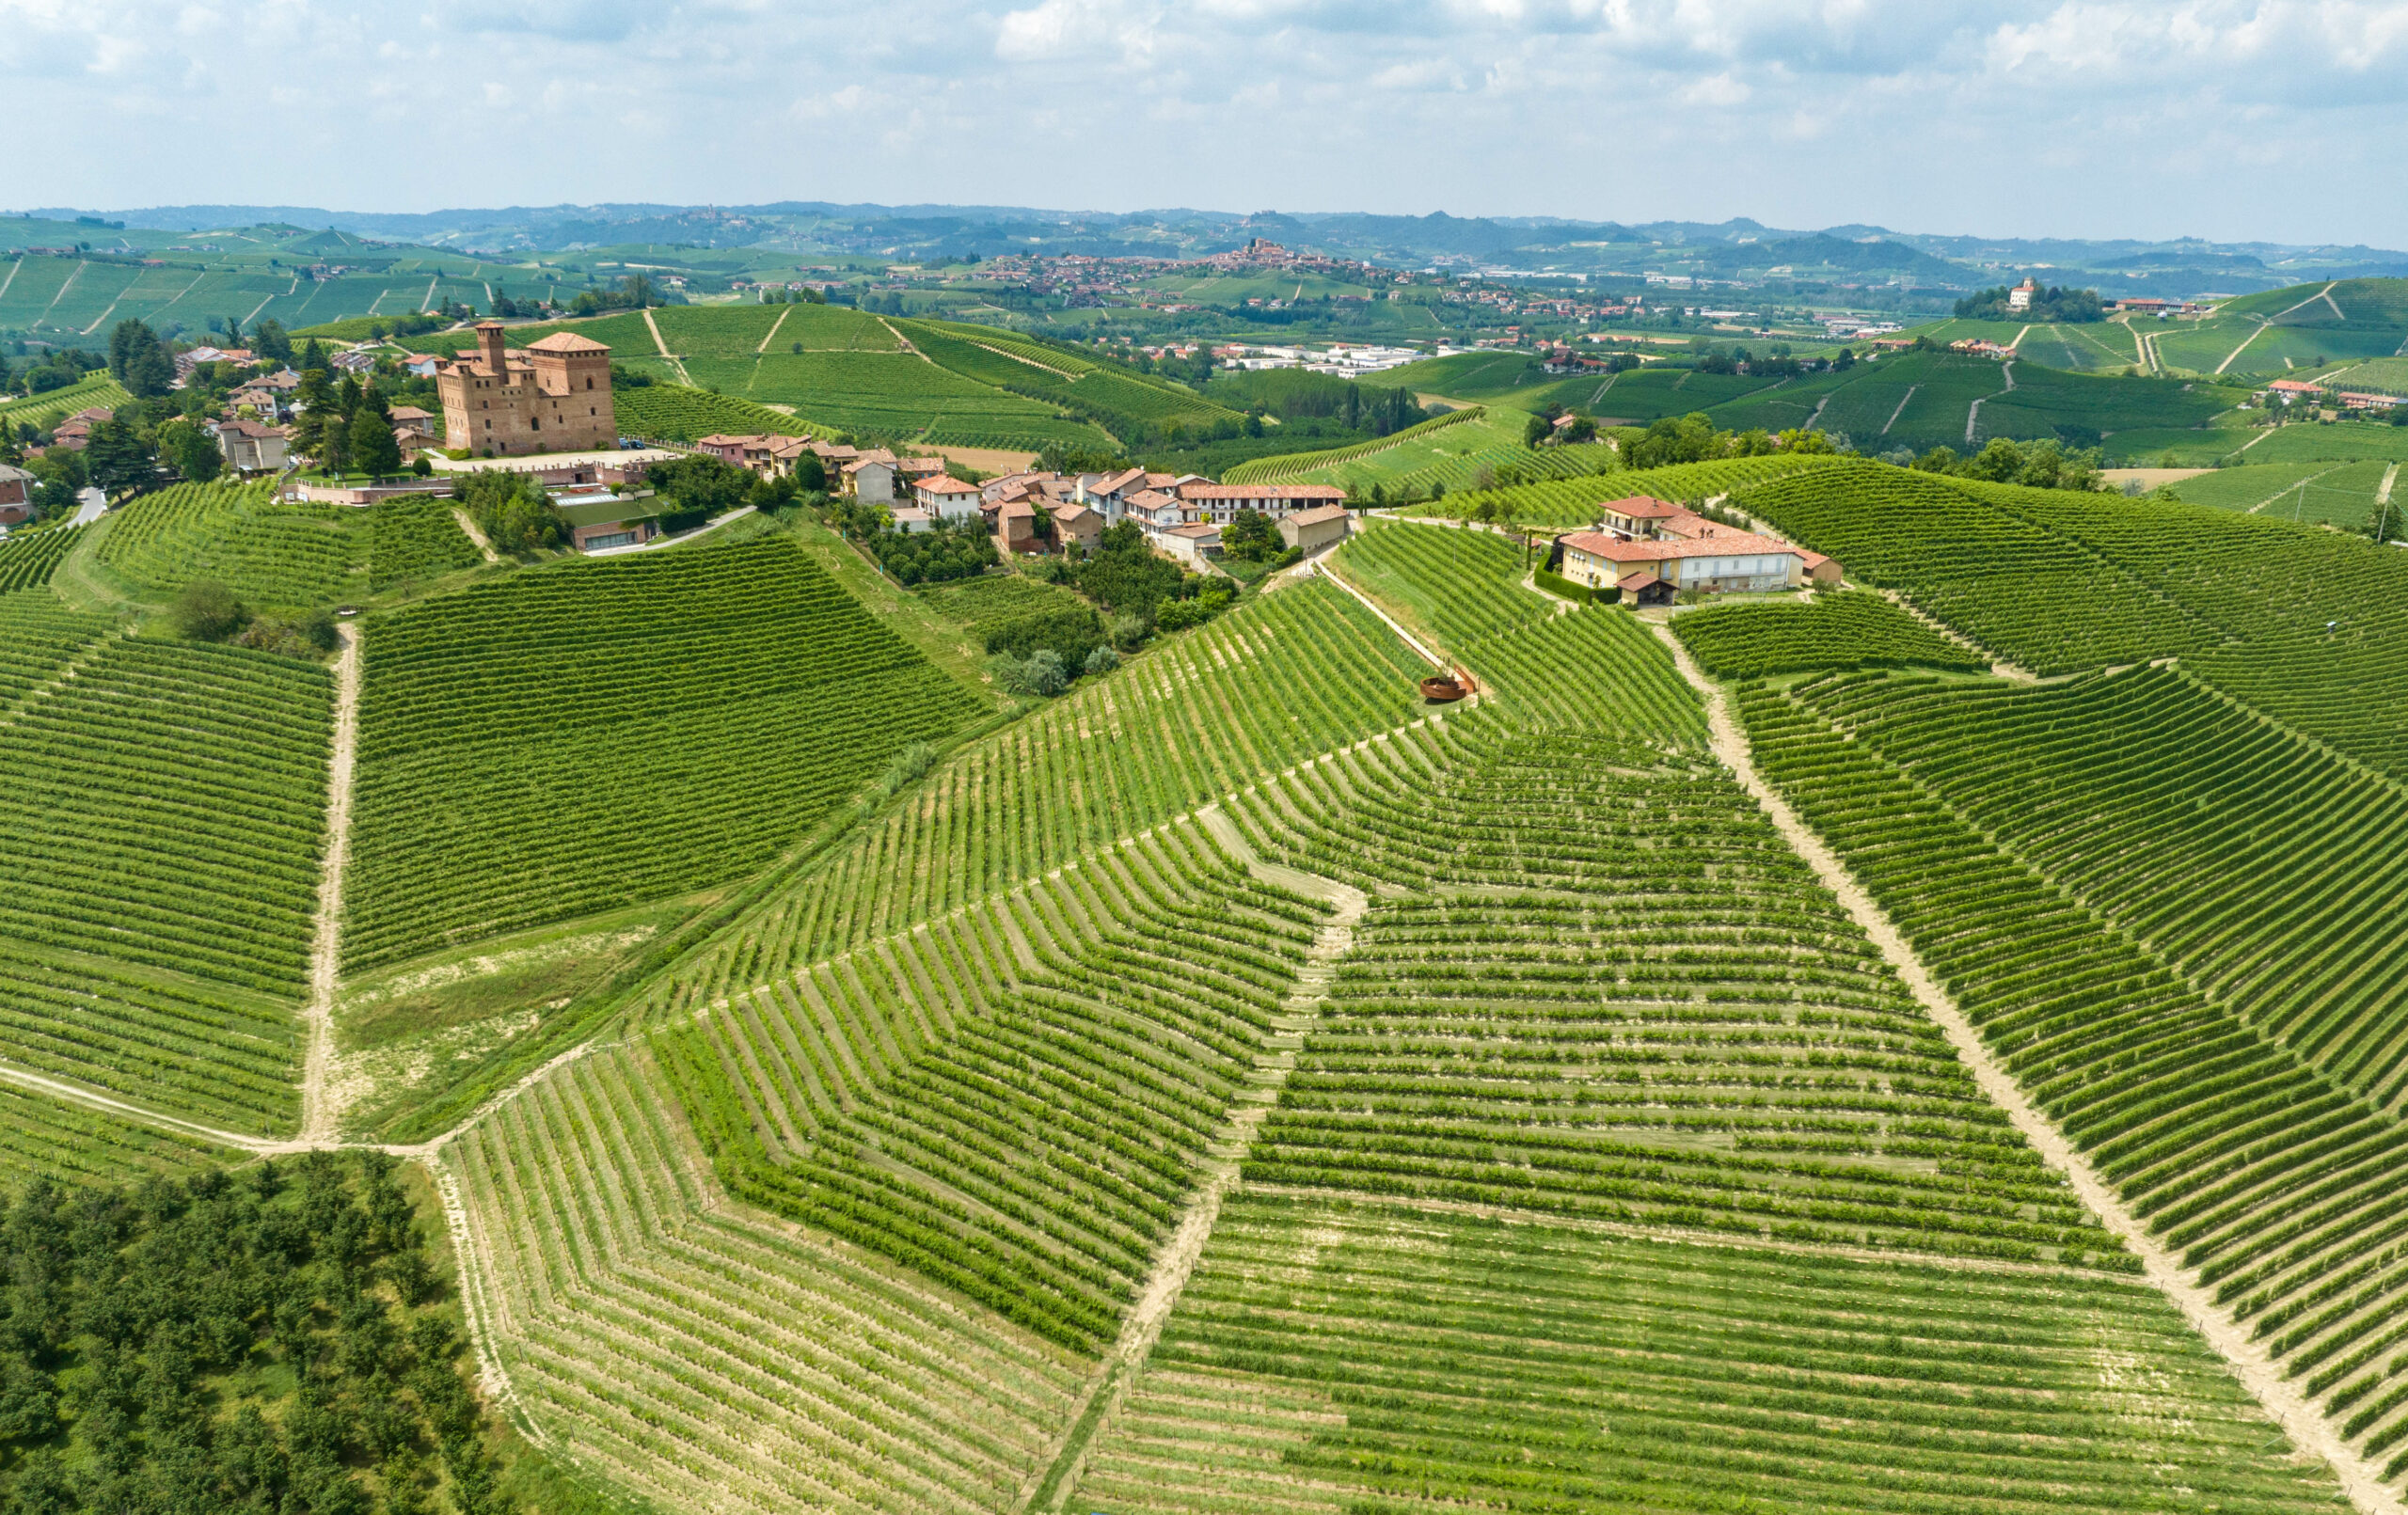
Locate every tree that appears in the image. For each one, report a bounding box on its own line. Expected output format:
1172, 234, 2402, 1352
348, 405, 403, 477
83, 418, 157, 496
1524, 412, 1554, 447
170, 580, 249, 641
792, 450, 828, 493
108, 319, 174, 398
156, 418, 224, 483
647, 453, 752, 516
252, 319, 294, 365
1223, 509, 1279, 560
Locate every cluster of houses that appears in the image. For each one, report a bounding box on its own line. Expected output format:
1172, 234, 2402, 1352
686, 433, 1355, 565
1555, 496, 1839, 606
2265, 377, 2406, 414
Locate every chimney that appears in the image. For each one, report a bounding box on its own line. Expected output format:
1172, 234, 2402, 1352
476, 321, 508, 379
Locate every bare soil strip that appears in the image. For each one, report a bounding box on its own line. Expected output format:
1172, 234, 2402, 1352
1651, 622, 2400, 1515
301, 626, 363, 1142
642, 308, 692, 386
752, 304, 791, 355
452, 507, 501, 563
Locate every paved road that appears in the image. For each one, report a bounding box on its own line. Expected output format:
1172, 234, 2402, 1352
71, 487, 106, 526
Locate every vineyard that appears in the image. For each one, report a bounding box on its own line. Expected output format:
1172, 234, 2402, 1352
614, 383, 814, 444
1408, 451, 1846, 529
366, 496, 483, 589
6, 420, 2408, 1514
1672, 589, 1991, 679
345, 539, 983, 972
898, 318, 1242, 440
648, 575, 1429, 1016
1737, 459, 2225, 673
0, 526, 86, 592
1076, 1195, 2346, 1514
681, 351, 1116, 450
1226, 406, 1483, 483
656, 817, 1324, 1351
0, 373, 132, 434
96, 480, 369, 608
0, 631, 327, 1129
1744, 668, 2408, 1481
445, 1040, 1086, 1514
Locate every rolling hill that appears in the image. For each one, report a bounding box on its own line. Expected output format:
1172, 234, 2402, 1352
8, 430, 2408, 1514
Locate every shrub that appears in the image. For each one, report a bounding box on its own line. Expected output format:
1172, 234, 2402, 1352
168, 579, 248, 641
879, 741, 937, 794
1083, 644, 1120, 676
992, 648, 1071, 697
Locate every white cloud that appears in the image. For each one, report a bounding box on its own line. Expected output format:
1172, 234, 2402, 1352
0, 0, 2401, 244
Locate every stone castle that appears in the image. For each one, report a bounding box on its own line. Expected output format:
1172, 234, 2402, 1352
437, 321, 615, 456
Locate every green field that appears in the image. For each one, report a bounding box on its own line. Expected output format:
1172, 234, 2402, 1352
1407, 452, 1845, 528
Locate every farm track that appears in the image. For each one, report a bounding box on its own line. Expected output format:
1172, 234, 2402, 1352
643, 308, 693, 386
1863, 588, 2036, 681
1879, 384, 1917, 435
1652, 622, 2405, 1515
300, 625, 362, 1141
453, 507, 501, 563
752, 304, 790, 354
1965, 361, 2015, 446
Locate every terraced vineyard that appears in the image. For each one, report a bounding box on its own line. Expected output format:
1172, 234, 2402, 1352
96, 479, 369, 608
346, 538, 983, 972
0, 628, 328, 1129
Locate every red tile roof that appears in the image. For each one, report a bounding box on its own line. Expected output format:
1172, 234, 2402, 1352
1560, 529, 1801, 563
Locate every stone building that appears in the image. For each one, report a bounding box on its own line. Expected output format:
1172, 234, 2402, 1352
438, 322, 615, 457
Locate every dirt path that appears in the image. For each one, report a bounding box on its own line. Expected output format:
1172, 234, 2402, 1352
642, 308, 692, 386
1313, 560, 1447, 671
1650, 622, 2402, 1515
753, 304, 791, 354
301, 626, 363, 1143
1879, 384, 1917, 435
1021, 807, 1367, 1512
1871, 587, 2036, 681
453, 507, 501, 563
1964, 361, 2014, 446
2380, 464, 2399, 507
0, 258, 20, 304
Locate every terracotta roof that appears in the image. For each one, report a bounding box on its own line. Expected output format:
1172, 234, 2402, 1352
999, 498, 1037, 518
1560, 529, 1801, 563
1177, 483, 1347, 501
1166, 522, 1221, 539
1126, 488, 1177, 510
1595, 495, 1685, 518
1618, 571, 1663, 592
1091, 466, 1148, 496
527, 332, 610, 354
1284, 504, 1352, 529
917, 475, 978, 496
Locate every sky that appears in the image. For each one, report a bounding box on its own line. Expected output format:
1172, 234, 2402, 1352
8, 0, 2408, 246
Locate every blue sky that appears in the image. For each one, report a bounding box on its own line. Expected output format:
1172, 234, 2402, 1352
9, 0, 2408, 245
